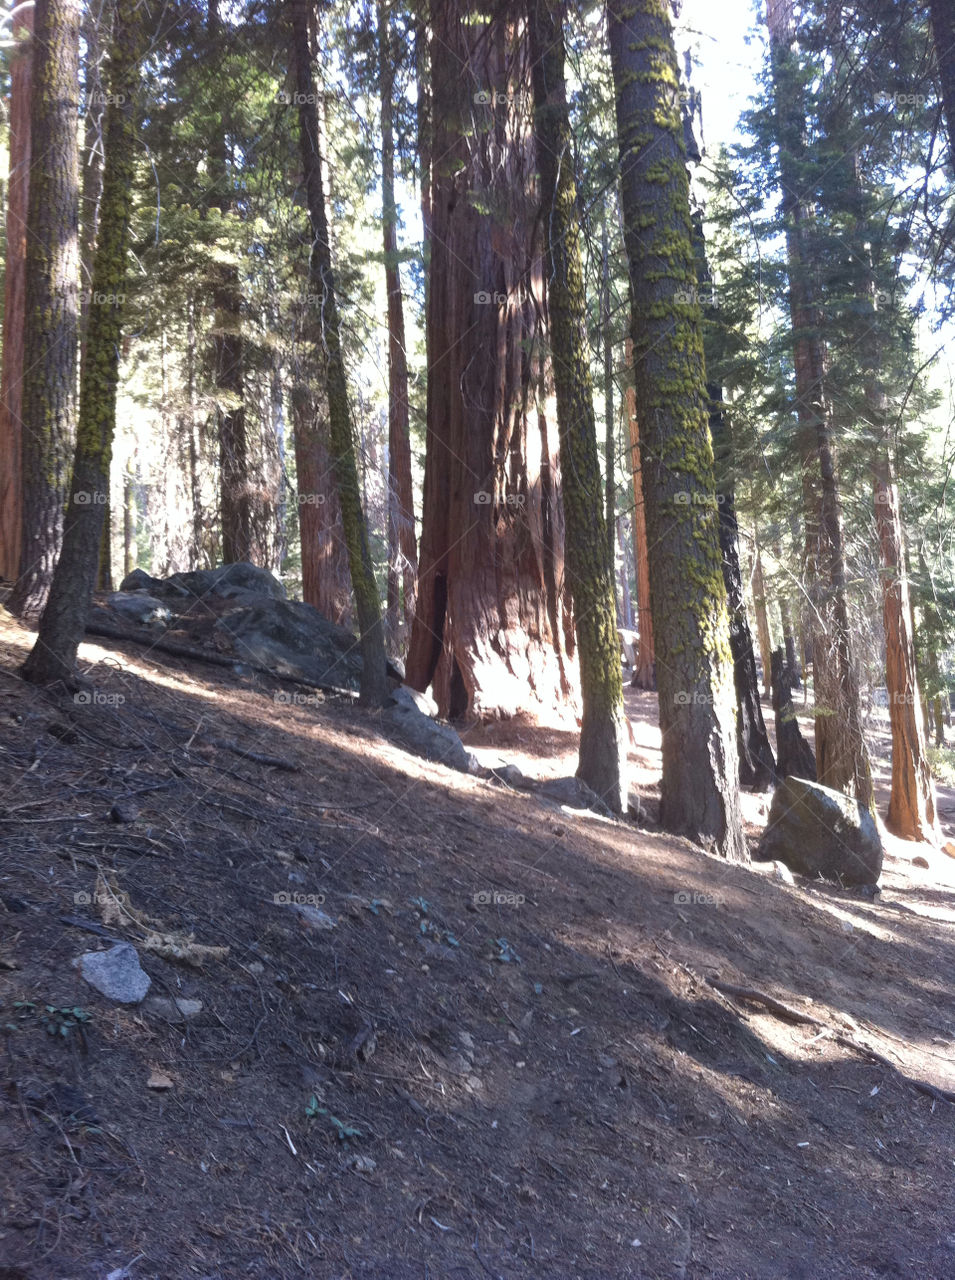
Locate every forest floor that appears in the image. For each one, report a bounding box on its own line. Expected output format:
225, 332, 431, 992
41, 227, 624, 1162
2, 605, 955, 1280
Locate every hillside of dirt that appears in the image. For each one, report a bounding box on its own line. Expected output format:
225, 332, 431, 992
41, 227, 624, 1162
2, 606, 955, 1280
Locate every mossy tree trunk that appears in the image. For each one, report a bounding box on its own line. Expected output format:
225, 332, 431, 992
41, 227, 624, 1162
21, 0, 141, 684
624, 340, 654, 689
378, 0, 417, 651
291, 0, 388, 707
531, 0, 629, 813
6, 0, 80, 621
405, 0, 574, 720
0, 3, 34, 582
607, 0, 744, 857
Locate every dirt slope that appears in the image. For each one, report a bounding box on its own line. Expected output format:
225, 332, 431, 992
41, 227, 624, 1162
1, 610, 954, 1280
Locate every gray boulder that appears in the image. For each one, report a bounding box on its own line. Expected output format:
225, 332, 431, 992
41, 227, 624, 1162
539, 775, 613, 816
383, 685, 479, 774
756, 776, 882, 886
118, 567, 163, 593
106, 591, 172, 628
73, 942, 151, 1004
162, 563, 286, 601
120, 562, 285, 601
221, 598, 367, 690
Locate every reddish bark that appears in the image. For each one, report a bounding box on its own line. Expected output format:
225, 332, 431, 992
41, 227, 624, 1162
405, 0, 574, 720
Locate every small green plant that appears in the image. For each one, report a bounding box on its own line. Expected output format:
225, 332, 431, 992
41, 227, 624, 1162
13, 1001, 92, 1038
305, 1097, 362, 1142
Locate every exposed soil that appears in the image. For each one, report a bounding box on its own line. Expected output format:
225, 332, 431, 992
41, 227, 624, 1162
2, 608, 955, 1280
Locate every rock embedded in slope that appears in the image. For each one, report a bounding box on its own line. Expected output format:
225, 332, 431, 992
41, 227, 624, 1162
755, 776, 882, 887
73, 942, 151, 1004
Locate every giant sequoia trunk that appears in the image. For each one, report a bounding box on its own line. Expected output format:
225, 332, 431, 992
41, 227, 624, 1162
766, 0, 873, 809
21, 0, 140, 683
608, 0, 745, 858
378, 0, 417, 648
292, 0, 388, 707
0, 3, 33, 582
531, 0, 629, 812
405, 0, 574, 721
6, 0, 80, 620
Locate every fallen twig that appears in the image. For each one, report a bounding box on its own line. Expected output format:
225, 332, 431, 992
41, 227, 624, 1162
707, 975, 955, 1105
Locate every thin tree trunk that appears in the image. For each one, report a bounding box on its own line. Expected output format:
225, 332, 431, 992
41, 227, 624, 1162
778, 592, 800, 685
0, 4, 34, 582
601, 215, 616, 584
875, 466, 939, 841
292, 0, 387, 706
290, 376, 353, 625
123, 471, 134, 578
531, 0, 629, 812
608, 0, 744, 857
379, 0, 417, 650
710, 390, 776, 789
929, 0, 955, 158
6, 0, 80, 620
766, 0, 873, 809
751, 543, 774, 700
625, 340, 654, 689
21, 0, 140, 683
617, 515, 632, 629
208, 0, 251, 566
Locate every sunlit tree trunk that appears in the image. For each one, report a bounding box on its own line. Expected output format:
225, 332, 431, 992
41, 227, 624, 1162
406, 0, 574, 720
21, 0, 140, 682
6, 0, 80, 620
875, 465, 939, 842
751, 542, 774, 699
608, 0, 744, 857
0, 3, 34, 582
